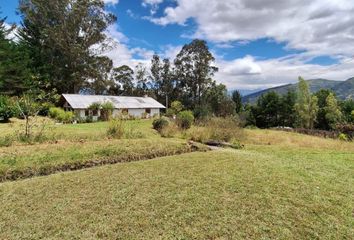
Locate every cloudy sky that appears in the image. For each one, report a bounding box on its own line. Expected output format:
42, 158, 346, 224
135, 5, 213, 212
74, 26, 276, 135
1, 0, 354, 91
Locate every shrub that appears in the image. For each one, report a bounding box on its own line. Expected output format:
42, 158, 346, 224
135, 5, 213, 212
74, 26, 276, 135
338, 133, 348, 141
171, 101, 183, 113
38, 102, 55, 116
336, 123, 354, 140
0, 95, 15, 123
176, 110, 194, 130
49, 107, 73, 123
48, 107, 62, 119
152, 117, 169, 132
107, 119, 125, 139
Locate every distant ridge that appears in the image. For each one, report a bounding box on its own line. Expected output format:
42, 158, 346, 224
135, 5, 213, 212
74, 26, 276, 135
242, 77, 354, 103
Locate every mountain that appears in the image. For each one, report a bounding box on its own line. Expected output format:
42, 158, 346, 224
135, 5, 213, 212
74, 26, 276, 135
242, 78, 354, 103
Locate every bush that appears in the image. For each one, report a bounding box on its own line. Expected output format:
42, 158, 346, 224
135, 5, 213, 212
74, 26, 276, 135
49, 107, 74, 124
152, 117, 170, 132
107, 119, 125, 139
48, 107, 62, 119
336, 123, 354, 140
38, 102, 55, 116
176, 110, 194, 129
338, 133, 348, 141
193, 105, 211, 121
0, 95, 15, 123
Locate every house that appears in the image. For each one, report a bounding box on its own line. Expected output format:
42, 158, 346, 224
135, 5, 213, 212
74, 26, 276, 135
61, 94, 165, 121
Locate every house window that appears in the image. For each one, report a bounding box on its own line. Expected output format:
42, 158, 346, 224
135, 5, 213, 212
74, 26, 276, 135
122, 108, 128, 114
145, 108, 151, 114
85, 110, 89, 116
92, 109, 98, 116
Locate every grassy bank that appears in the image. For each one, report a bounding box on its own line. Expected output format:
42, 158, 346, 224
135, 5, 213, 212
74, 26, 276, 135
0, 138, 203, 181
0, 144, 353, 239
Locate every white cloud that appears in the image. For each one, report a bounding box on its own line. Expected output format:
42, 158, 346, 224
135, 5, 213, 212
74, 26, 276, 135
103, 0, 119, 5
150, 0, 354, 57
142, 0, 164, 15
215, 54, 354, 90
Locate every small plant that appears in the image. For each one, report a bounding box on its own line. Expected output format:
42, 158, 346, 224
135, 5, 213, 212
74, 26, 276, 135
0, 95, 15, 123
107, 118, 125, 139
338, 133, 348, 141
176, 110, 194, 130
0, 134, 14, 147
152, 117, 169, 132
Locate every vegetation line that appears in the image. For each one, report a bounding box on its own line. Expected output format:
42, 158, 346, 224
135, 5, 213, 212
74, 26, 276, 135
0, 142, 207, 183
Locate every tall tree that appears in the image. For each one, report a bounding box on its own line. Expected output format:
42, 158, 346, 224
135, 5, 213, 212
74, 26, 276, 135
110, 65, 135, 96
251, 91, 281, 128
231, 90, 242, 113
161, 58, 174, 107
324, 93, 342, 129
174, 39, 218, 108
0, 16, 32, 95
135, 63, 149, 96
150, 54, 163, 100
18, 0, 116, 94
314, 89, 334, 129
295, 77, 319, 129
279, 90, 296, 127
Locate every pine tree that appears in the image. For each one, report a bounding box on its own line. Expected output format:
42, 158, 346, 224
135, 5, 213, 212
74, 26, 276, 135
232, 90, 242, 113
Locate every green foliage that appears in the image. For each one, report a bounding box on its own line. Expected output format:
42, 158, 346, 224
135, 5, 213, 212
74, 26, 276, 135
18, 0, 116, 94
88, 102, 101, 110
324, 93, 342, 129
174, 39, 218, 107
251, 91, 281, 128
295, 77, 319, 129
171, 101, 183, 114
49, 107, 74, 124
338, 133, 348, 141
152, 117, 170, 132
176, 110, 194, 129
101, 102, 114, 121
232, 90, 243, 113
110, 65, 135, 96
204, 83, 235, 117
193, 105, 211, 121
0, 95, 15, 122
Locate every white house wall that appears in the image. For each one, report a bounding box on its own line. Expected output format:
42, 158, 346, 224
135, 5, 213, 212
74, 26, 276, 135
74, 108, 160, 120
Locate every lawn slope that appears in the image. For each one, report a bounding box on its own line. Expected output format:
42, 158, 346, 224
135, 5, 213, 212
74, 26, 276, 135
0, 132, 353, 239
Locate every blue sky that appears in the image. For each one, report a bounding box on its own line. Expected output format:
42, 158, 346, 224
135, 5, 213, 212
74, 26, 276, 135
1, 0, 353, 90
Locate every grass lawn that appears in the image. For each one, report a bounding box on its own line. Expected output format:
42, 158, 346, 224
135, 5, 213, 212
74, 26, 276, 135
0, 128, 353, 239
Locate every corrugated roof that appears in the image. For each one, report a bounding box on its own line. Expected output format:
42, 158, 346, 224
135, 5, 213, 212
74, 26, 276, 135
62, 94, 165, 109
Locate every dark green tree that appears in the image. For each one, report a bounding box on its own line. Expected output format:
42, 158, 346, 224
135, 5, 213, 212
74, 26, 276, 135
340, 99, 354, 123
0, 16, 32, 95
279, 90, 296, 127
314, 89, 334, 129
18, 0, 116, 93
251, 91, 281, 128
231, 90, 242, 113
135, 63, 149, 96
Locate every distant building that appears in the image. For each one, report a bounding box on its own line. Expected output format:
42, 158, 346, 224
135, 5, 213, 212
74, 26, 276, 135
61, 94, 165, 121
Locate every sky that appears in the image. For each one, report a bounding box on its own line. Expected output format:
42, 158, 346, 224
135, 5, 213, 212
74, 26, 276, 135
1, 0, 354, 91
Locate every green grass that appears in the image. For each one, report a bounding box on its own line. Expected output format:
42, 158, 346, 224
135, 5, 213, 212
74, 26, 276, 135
0, 138, 199, 181
0, 147, 353, 239
0, 118, 159, 141
0, 119, 353, 238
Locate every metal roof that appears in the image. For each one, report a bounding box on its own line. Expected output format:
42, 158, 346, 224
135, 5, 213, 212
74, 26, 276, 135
62, 94, 166, 109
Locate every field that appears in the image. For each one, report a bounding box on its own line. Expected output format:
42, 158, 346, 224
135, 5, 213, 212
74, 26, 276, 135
0, 120, 353, 239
